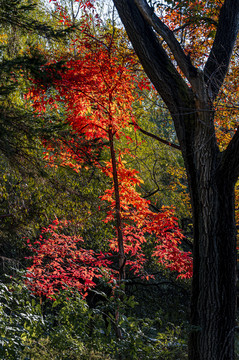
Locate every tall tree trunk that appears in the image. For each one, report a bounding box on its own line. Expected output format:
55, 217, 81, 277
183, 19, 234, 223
112, 0, 239, 358
188, 155, 237, 359
189, 181, 237, 360
181, 98, 237, 359
171, 82, 238, 358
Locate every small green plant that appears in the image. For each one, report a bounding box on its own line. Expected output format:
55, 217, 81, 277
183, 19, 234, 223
0, 274, 43, 359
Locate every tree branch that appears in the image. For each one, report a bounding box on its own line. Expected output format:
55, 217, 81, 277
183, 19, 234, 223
132, 122, 181, 150
141, 185, 160, 198
204, 0, 239, 100
112, 0, 192, 121
173, 17, 218, 34
134, 0, 198, 88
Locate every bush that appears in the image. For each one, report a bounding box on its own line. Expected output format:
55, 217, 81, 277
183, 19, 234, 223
0, 273, 188, 359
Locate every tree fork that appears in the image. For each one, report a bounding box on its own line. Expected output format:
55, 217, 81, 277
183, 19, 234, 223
112, 0, 239, 358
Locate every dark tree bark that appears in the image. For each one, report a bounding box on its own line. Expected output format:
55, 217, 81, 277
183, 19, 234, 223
112, 0, 239, 359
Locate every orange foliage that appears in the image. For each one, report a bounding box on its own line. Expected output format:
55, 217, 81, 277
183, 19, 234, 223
25, 1, 193, 299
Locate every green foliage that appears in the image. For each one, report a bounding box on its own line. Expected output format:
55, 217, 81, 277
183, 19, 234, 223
0, 3, 192, 359
0, 274, 43, 359
0, 152, 111, 267
0, 0, 78, 267
123, 88, 191, 221
0, 273, 189, 360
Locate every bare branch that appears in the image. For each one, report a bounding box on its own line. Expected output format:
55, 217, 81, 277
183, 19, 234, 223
132, 122, 181, 150
173, 17, 218, 33
142, 186, 160, 198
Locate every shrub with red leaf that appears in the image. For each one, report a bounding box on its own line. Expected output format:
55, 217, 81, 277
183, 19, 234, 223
25, 219, 115, 299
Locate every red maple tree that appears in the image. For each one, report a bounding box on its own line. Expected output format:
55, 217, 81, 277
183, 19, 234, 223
26, 4, 192, 299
